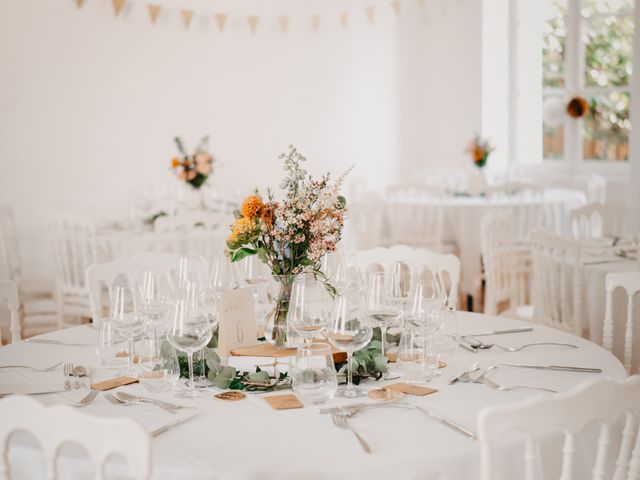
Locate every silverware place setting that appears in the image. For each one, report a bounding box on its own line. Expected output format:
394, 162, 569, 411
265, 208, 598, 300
72, 390, 100, 408
106, 391, 185, 414
331, 411, 372, 453
0, 362, 62, 373
471, 366, 558, 394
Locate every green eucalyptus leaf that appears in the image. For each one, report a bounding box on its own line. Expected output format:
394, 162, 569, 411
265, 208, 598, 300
373, 355, 389, 373
246, 371, 271, 384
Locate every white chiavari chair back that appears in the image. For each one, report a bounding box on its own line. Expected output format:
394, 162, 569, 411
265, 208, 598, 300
0, 395, 152, 480
570, 202, 609, 239
0, 280, 20, 345
352, 245, 460, 308
531, 230, 582, 335
487, 183, 545, 243
478, 376, 640, 480
87, 252, 180, 325
604, 271, 640, 375
0, 206, 21, 282
481, 210, 531, 316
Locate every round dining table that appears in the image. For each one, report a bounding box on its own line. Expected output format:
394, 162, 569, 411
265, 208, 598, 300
0, 312, 626, 479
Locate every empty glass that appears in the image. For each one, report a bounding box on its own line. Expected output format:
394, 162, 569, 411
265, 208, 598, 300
397, 324, 440, 383
138, 334, 180, 393
290, 343, 338, 405
177, 255, 208, 291
136, 267, 175, 357
407, 265, 444, 328
364, 271, 402, 360
97, 320, 130, 370
389, 261, 413, 313
166, 282, 213, 398
287, 274, 332, 344
210, 255, 241, 292
110, 282, 145, 377
326, 294, 373, 398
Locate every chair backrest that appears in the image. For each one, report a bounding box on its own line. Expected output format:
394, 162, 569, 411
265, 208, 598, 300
587, 173, 607, 203
154, 211, 228, 233
604, 271, 640, 374
570, 202, 609, 239
0, 206, 21, 282
385, 189, 445, 250
480, 210, 531, 315
531, 230, 582, 335
0, 280, 20, 344
478, 376, 640, 480
487, 184, 545, 242
352, 245, 460, 308
48, 214, 98, 296
86, 252, 180, 324
0, 395, 151, 479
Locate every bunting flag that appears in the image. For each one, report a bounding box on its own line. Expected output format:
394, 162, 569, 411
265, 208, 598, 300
74, 0, 85, 9
364, 6, 375, 24
181, 10, 193, 29
391, 0, 401, 16
340, 11, 349, 29
112, 0, 125, 16
310, 14, 320, 32
278, 15, 290, 33
214, 13, 228, 32
147, 4, 161, 24
247, 15, 259, 34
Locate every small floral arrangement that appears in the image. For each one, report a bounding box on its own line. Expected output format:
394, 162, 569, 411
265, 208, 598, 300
170, 135, 214, 189
466, 134, 495, 169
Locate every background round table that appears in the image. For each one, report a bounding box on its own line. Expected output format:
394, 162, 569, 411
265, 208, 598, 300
0, 312, 626, 480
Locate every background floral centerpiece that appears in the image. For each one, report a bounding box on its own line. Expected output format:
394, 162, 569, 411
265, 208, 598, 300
466, 134, 494, 169
170, 135, 214, 189
226, 145, 349, 347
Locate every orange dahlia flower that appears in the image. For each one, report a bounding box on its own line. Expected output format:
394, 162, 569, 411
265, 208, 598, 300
240, 195, 264, 219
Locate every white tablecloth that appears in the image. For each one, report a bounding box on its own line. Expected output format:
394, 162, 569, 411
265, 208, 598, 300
0, 312, 625, 479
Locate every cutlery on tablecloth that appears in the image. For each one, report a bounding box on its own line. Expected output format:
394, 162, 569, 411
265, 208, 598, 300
473, 367, 558, 394
0, 390, 67, 398
63, 362, 74, 390
24, 339, 94, 347
0, 362, 62, 373
319, 401, 410, 416
73, 390, 99, 408
493, 342, 578, 353
106, 392, 177, 414
458, 342, 478, 353
448, 362, 479, 385
462, 327, 533, 337
117, 392, 192, 411
331, 412, 372, 454
152, 412, 201, 437
500, 363, 602, 373
414, 406, 476, 440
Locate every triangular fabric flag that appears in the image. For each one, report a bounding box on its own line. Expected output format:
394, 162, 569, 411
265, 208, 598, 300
214, 14, 227, 32
112, 0, 125, 16
181, 10, 193, 29
391, 0, 401, 16
74, 0, 85, 9
365, 6, 375, 24
340, 11, 349, 29
278, 16, 290, 33
147, 4, 161, 24
247, 15, 259, 34
310, 14, 320, 32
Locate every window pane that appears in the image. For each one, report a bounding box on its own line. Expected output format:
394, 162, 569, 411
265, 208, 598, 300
542, 0, 567, 88
582, 0, 633, 17
543, 96, 565, 160
583, 13, 634, 87
583, 91, 630, 161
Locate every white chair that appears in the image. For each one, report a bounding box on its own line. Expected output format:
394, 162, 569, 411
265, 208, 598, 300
604, 271, 640, 374
0, 395, 151, 479
570, 202, 609, 239
48, 213, 97, 327
487, 183, 545, 243
153, 211, 228, 233
587, 173, 607, 204
352, 245, 461, 308
87, 252, 180, 325
480, 210, 532, 319
478, 376, 640, 480
531, 230, 583, 335
0, 280, 20, 344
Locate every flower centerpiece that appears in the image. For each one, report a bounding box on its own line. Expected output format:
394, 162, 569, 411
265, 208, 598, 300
226, 145, 350, 348
466, 134, 494, 169
170, 135, 214, 189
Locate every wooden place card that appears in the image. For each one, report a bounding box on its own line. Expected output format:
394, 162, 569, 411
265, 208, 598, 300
231, 341, 347, 363
385, 383, 438, 396
91, 376, 138, 391
217, 287, 260, 355
264, 394, 304, 410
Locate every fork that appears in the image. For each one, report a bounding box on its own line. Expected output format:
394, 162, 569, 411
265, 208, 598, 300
0, 362, 62, 373
73, 390, 99, 408
474, 367, 558, 393
462, 337, 493, 349
109, 392, 177, 414
63, 362, 73, 390
493, 342, 578, 352
116, 392, 185, 411
331, 412, 371, 454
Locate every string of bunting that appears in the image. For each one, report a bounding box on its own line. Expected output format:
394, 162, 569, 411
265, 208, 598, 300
72, 0, 423, 33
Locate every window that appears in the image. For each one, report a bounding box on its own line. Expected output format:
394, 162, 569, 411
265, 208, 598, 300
541, 0, 634, 163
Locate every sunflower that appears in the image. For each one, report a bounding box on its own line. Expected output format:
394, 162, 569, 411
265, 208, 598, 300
240, 195, 264, 219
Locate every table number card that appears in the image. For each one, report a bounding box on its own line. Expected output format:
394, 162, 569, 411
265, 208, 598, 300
217, 287, 259, 355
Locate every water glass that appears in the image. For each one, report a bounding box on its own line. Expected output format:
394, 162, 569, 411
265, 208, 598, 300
290, 343, 338, 405
110, 282, 145, 376
177, 255, 208, 291
364, 271, 402, 359
97, 320, 130, 370
138, 335, 180, 393
397, 325, 440, 383
287, 273, 332, 343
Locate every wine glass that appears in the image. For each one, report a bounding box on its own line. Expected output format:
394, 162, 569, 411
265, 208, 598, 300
210, 255, 241, 292
287, 274, 332, 344
166, 281, 213, 398
109, 281, 145, 377
136, 267, 175, 355
290, 343, 338, 405
389, 261, 413, 314
177, 255, 208, 291
326, 294, 373, 398
364, 272, 402, 361
407, 265, 443, 328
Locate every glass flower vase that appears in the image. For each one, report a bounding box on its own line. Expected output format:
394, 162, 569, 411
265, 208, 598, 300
264, 275, 301, 349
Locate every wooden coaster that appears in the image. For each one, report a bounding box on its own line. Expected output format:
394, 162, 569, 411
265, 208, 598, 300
91, 376, 138, 391
385, 383, 438, 396
264, 394, 303, 410
368, 388, 406, 401
214, 391, 246, 402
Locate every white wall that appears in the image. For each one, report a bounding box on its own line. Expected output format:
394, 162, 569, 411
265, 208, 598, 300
631, 1, 640, 221
0, 0, 398, 277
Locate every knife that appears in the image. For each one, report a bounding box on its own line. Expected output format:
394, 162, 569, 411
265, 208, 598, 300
24, 339, 94, 347
448, 362, 479, 385
500, 363, 602, 373
414, 406, 476, 440
0, 390, 67, 398
152, 412, 200, 437
462, 327, 533, 337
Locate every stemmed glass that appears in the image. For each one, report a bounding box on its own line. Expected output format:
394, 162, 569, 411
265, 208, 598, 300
407, 265, 444, 329
177, 255, 208, 291
364, 272, 402, 361
166, 281, 213, 398
136, 267, 175, 356
110, 281, 145, 377
210, 255, 241, 291
388, 261, 414, 314
287, 274, 332, 344
326, 294, 373, 398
